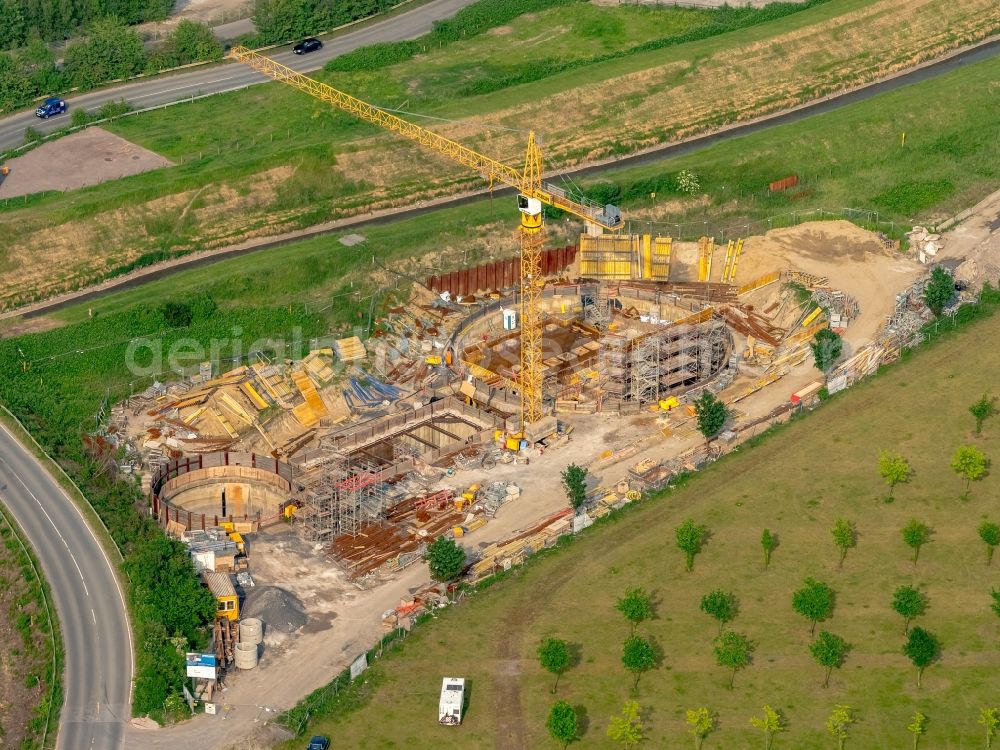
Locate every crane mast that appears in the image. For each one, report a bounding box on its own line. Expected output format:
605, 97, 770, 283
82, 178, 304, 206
228, 46, 622, 429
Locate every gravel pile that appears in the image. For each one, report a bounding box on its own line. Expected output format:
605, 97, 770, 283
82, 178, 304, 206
241, 586, 307, 634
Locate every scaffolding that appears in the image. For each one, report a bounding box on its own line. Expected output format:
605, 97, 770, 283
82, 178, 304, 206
301, 453, 390, 541
600, 314, 731, 407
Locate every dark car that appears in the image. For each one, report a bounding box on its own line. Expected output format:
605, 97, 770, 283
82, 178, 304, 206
306, 737, 329, 750
35, 97, 67, 118
293, 38, 323, 55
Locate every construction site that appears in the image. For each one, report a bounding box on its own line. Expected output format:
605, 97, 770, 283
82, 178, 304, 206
88, 48, 949, 700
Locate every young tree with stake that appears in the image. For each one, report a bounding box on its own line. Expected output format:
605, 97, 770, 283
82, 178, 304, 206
970, 393, 997, 435
979, 522, 1000, 566
980, 707, 1000, 750
538, 637, 571, 693
616, 587, 653, 634
810, 631, 850, 688
878, 451, 911, 501
952, 444, 988, 499
750, 705, 786, 750
761, 528, 777, 569
561, 463, 588, 511
826, 705, 856, 750
713, 630, 753, 689
908, 711, 928, 750
607, 700, 644, 749
903, 627, 940, 688
622, 635, 657, 692
546, 700, 578, 749
700, 589, 738, 635
792, 578, 835, 635
675, 519, 708, 572
891, 585, 927, 634
685, 708, 716, 750
831, 519, 857, 568
902, 520, 932, 564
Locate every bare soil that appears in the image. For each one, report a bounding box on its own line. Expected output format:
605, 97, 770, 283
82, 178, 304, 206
0, 127, 173, 200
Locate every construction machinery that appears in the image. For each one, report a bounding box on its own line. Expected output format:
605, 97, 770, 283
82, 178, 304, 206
228, 47, 622, 431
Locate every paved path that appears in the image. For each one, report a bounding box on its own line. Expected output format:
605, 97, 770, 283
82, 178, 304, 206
0, 419, 132, 750
0, 0, 477, 152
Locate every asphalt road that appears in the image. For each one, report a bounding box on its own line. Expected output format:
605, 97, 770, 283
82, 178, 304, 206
0, 0, 477, 152
0, 420, 132, 750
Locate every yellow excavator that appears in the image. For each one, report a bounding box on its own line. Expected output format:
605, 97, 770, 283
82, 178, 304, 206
229, 46, 622, 431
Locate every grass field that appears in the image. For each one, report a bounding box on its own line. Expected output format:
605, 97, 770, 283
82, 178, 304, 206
15, 52, 997, 332
0, 0, 996, 311
275, 303, 1000, 749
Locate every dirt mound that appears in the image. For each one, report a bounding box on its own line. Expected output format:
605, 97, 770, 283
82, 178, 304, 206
241, 586, 307, 634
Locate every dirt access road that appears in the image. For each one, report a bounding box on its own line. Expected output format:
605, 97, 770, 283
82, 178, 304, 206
0, 128, 172, 200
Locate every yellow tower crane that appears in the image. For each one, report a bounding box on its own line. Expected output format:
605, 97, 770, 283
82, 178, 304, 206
229, 47, 622, 430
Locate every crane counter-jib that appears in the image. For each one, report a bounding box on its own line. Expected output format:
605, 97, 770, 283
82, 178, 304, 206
227, 46, 621, 231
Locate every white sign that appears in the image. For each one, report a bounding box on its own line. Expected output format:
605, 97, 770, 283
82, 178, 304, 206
350, 653, 368, 680
186, 652, 217, 680
205, 703, 217, 715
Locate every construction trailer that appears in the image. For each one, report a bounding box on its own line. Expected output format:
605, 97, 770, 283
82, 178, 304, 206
202, 570, 239, 621
439, 677, 466, 725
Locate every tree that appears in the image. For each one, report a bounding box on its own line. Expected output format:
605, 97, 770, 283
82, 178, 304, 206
891, 585, 927, 634
423, 535, 465, 584
63, 17, 146, 89
970, 393, 997, 435
980, 707, 1000, 750
903, 627, 940, 688
811, 327, 843, 374
713, 630, 753, 689
810, 631, 850, 688
622, 635, 657, 691
990, 589, 1000, 620
924, 265, 954, 316
826, 705, 856, 750
693, 391, 727, 446
952, 445, 988, 498
616, 587, 653, 634
561, 463, 588, 511
761, 528, 777, 569
149, 19, 224, 70
538, 638, 571, 693
792, 578, 835, 635
607, 700, 644, 749
902, 520, 932, 564
878, 451, 911, 501
979, 522, 1000, 566
908, 711, 928, 750
546, 700, 578, 749
685, 707, 716, 750
831, 519, 857, 568
675, 519, 708, 572
700, 589, 738, 635
750, 705, 786, 750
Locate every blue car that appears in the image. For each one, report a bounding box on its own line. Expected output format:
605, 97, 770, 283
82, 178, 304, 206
307, 738, 329, 750
35, 98, 67, 118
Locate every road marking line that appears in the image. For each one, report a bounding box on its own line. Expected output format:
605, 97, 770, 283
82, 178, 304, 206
128, 76, 244, 101
0, 420, 135, 707
92, 609, 97, 625
4, 469, 91, 596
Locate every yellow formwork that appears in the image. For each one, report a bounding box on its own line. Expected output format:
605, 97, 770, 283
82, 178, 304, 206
579, 233, 673, 281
